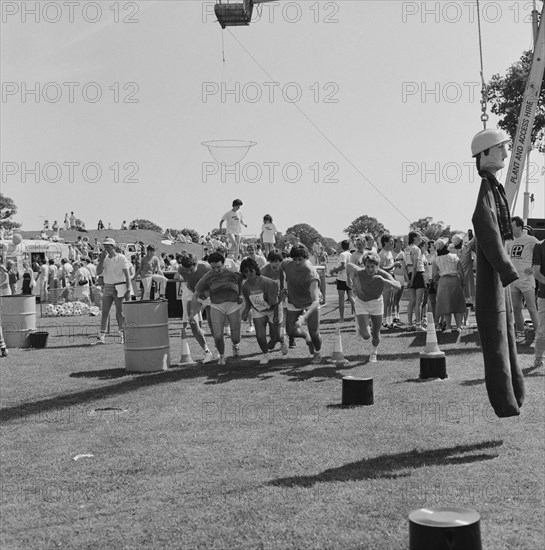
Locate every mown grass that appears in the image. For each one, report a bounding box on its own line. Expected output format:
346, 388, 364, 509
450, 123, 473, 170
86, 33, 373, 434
1, 277, 544, 550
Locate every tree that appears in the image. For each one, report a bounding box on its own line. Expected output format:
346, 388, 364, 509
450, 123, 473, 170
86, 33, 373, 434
285, 223, 322, 249
180, 228, 200, 243
210, 228, 226, 238
488, 49, 545, 150
344, 215, 387, 240
0, 193, 21, 230
322, 237, 339, 253
410, 217, 451, 241
131, 219, 162, 232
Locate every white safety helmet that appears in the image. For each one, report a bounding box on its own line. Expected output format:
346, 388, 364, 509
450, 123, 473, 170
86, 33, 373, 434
471, 128, 510, 157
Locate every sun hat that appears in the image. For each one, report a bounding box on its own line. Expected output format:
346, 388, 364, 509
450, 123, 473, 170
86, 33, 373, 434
103, 237, 116, 246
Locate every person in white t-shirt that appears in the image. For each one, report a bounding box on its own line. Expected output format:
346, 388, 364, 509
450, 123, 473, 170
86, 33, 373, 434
260, 214, 277, 254
95, 237, 132, 344
219, 198, 247, 260
506, 216, 540, 337
330, 240, 355, 323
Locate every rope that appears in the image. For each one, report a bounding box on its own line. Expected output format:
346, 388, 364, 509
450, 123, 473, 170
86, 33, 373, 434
476, 0, 489, 128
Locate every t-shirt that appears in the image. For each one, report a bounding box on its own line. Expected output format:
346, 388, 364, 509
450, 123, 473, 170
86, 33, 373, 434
177, 262, 211, 292
139, 256, 161, 278
261, 223, 277, 244
507, 233, 539, 283
101, 253, 131, 284
378, 249, 394, 271
242, 275, 279, 312
532, 240, 545, 299
335, 250, 352, 282
350, 250, 365, 266
405, 245, 424, 273
350, 266, 392, 301
194, 269, 243, 304
261, 263, 284, 290
281, 259, 319, 309
222, 209, 245, 235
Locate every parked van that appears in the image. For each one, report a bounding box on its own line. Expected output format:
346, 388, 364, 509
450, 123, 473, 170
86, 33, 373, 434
0, 239, 71, 275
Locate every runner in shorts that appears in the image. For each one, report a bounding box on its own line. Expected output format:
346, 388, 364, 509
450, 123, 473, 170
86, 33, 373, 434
192, 251, 244, 365
176, 254, 214, 364
282, 245, 323, 364
261, 251, 288, 351
347, 252, 401, 363
241, 257, 287, 365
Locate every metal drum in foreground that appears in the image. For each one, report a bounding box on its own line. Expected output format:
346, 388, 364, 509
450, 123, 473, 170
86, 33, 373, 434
122, 300, 170, 372
1, 295, 36, 348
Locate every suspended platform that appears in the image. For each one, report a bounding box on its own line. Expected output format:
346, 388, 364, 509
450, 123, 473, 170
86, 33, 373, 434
215, 0, 254, 29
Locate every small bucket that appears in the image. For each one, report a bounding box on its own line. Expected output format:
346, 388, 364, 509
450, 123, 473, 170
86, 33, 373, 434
28, 331, 49, 349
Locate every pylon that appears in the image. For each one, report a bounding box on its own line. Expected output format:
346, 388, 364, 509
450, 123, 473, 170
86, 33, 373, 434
180, 327, 196, 365
422, 312, 442, 355
419, 312, 447, 379
330, 326, 348, 366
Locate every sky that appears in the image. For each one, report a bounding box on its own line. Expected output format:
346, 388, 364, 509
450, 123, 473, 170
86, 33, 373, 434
1, 0, 544, 241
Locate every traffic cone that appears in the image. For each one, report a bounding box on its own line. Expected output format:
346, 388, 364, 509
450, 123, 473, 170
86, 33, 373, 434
330, 326, 348, 366
180, 327, 195, 365
419, 312, 446, 379
423, 312, 442, 355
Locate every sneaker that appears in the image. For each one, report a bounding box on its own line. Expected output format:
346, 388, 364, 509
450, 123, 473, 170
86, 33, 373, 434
416, 324, 426, 332
370, 353, 378, 363
311, 352, 322, 364
289, 337, 296, 349
218, 355, 226, 365
259, 354, 270, 365
202, 350, 214, 364
246, 324, 255, 334
232, 344, 240, 358
306, 338, 315, 355
533, 358, 544, 368
0, 347, 8, 358
281, 340, 289, 355
225, 327, 231, 336
95, 334, 106, 345
267, 339, 276, 351
119, 333, 125, 344
443, 328, 452, 334
515, 331, 527, 344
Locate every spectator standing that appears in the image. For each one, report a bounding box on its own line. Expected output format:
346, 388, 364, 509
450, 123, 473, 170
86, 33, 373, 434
95, 238, 132, 344
69, 211, 76, 230
531, 239, 545, 368
506, 216, 540, 340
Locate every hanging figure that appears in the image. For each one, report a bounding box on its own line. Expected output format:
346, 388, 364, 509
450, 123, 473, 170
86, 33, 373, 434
471, 128, 525, 418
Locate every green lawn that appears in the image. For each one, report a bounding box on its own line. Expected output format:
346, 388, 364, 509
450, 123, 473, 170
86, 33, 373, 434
1, 277, 544, 549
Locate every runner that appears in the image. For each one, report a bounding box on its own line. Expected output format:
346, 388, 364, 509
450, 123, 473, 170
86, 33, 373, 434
176, 254, 214, 364
241, 257, 286, 365
347, 252, 401, 363
191, 251, 244, 365
282, 245, 323, 364
262, 251, 289, 351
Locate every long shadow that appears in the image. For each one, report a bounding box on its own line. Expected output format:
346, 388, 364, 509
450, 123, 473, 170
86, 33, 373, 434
0, 364, 210, 423
460, 378, 485, 387
267, 440, 503, 488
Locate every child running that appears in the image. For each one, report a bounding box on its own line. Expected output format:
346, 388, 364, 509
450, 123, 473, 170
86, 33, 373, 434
347, 252, 401, 363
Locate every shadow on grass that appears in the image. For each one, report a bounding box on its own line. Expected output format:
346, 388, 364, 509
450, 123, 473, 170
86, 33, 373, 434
267, 440, 503, 487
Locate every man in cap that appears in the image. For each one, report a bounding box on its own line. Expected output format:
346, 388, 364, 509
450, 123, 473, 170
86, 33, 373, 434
95, 238, 132, 344
470, 128, 525, 417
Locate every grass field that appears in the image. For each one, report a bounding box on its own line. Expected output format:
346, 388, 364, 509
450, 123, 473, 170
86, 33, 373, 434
1, 274, 544, 550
